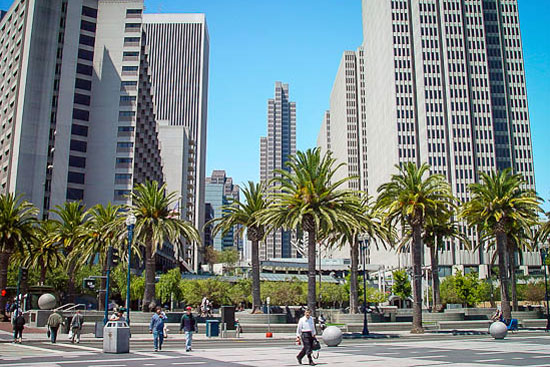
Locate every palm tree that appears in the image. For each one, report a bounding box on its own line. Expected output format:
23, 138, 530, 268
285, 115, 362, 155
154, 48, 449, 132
51, 201, 90, 302
130, 181, 200, 312
73, 203, 125, 311
261, 148, 359, 314
208, 181, 267, 313
423, 213, 468, 312
25, 220, 65, 285
376, 162, 454, 333
0, 194, 38, 316
330, 196, 390, 314
460, 169, 541, 322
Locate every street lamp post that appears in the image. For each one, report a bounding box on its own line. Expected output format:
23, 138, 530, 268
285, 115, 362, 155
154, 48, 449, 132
125, 213, 136, 325
540, 242, 550, 332
360, 235, 370, 336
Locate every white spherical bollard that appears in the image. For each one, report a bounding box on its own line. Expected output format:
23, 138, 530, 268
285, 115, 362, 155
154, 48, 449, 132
38, 293, 57, 310
489, 321, 508, 340
322, 325, 343, 347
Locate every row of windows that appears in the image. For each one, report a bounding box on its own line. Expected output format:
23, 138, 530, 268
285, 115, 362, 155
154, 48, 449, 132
75, 78, 91, 91
67, 188, 84, 200
81, 19, 96, 33
73, 108, 89, 121
74, 93, 90, 106
69, 155, 86, 168
78, 48, 93, 61
68, 171, 85, 185
79, 34, 95, 47
76, 63, 93, 76
82, 6, 97, 19
70, 139, 87, 153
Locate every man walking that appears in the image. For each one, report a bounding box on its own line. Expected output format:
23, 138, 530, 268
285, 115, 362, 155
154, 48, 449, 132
70, 310, 84, 344
47, 311, 64, 344
149, 307, 166, 352
296, 309, 316, 366
180, 306, 197, 352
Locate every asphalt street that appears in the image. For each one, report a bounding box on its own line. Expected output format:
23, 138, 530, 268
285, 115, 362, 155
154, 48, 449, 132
1, 333, 550, 366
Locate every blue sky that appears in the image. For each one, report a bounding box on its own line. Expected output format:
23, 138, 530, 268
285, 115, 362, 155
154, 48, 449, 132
1, 0, 548, 207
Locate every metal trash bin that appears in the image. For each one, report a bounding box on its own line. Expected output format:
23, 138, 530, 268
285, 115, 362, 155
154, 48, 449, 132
205, 320, 220, 337
103, 320, 130, 353
95, 321, 104, 338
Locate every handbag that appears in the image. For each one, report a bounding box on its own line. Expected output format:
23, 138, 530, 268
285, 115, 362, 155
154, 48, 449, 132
47, 326, 50, 338
312, 337, 321, 351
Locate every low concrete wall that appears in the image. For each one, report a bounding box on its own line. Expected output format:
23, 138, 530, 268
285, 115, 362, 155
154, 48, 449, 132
437, 320, 492, 330
333, 313, 385, 324
235, 313, 287, 324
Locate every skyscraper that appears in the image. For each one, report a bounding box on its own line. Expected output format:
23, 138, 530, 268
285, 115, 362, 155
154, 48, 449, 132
205, 170, 241, 253
360, 0, 537, 273
0, 0, 208, 272
142, 14, 209, 272
259, 82, 296, 260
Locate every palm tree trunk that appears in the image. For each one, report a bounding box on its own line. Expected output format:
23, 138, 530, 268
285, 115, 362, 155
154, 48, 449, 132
142, 242, 156, 312
430, 244, 441, 312
0, 251, 10, 318
40, 263, 47, 285
307, 229, 317, 315
250, 239, 261, 313
349, 238, 359, 314
411, 224, 424, 333
496, 229, 512, 321
509, 245, 518, 312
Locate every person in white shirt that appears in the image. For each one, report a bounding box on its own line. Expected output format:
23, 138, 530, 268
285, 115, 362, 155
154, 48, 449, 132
296, 309, 317, 365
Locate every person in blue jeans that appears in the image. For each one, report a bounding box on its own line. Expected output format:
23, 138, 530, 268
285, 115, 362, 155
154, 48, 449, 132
179, 306, 197, 352
149, 307, 166, 352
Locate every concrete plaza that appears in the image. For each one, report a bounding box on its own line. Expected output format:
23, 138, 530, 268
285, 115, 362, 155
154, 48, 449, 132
1, 330, 550, 366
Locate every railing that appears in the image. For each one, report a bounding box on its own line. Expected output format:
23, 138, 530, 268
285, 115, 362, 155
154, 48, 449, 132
53, 303, 86, 312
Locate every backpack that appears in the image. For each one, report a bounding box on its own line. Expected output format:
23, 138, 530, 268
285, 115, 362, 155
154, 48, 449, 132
15, 315, 25, 328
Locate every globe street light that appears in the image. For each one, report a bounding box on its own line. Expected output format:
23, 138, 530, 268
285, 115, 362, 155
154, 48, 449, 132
125, 213, 136, 324
540, 241, 550, 332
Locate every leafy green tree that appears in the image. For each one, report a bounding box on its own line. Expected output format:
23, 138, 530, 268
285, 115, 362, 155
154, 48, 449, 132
460, 169, 541, 321
440, 271, 486, 307
129, 181, 200, 311
180, 278, 232, 307
0, 194, 38, 315
25, 220, 64, 285
72, 203, 126, 310
522, 281, 545, 303
208, 181, 267, 313
51, 201, 90, 302
423, 213, 468, 312
377, 163, 454, 333
227, 279, 252, 307
155, 268, 182, 305
262, 148, 359, 314
318, 283, 347, 308
391, 269, 412, 303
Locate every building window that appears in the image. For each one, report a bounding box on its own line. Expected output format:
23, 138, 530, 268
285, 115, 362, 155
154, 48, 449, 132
126, 9, 142, 15
79, 34, 95, 47
80, 20, 96, 32
75, 78, 92, 91
76, 63, 93, 76
69, 155, 86, 168
71, 124, 88, 137
121, 65, 138, 74
70, 139, 87, 152
73, 93, 91, 106
78, 48, 94, 61
67, 171, 85, 184
120, 95, 136, 103
125, 23, 141, 31
81, 6, 98, 18
66, 188, 84, 200
73, 108, 90, 121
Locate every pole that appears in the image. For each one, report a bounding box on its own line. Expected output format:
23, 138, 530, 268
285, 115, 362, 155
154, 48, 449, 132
362, 238, 369, 335
15, 268, 21, 318
542, 249, 550, 332
104, 268, 111, 325
126, 223, 134, 325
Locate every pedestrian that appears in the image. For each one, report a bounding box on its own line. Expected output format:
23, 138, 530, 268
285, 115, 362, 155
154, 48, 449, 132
179, 306, 197, 352
70, 310, 84, 344
296, 309, 317, 366
110, 309, 125, 322
12, 310, 25, 343
149, 306, 166, 352
5, 300, 11, 318
47, 311, 64, 343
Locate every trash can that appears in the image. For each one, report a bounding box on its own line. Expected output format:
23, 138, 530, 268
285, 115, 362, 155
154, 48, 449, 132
95, 321, 104, 338
205, 320, 220, 337
221, 306, 236, 330
103, 320, 130, 353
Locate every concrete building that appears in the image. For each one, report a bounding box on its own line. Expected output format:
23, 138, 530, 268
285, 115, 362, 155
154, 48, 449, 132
357, 0, 537, 274
259, 82, 297, 260
0, 0, 208, 272
204, 170, 241, 253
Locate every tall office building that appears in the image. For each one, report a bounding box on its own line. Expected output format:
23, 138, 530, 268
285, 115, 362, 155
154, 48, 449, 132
204, 170, 241, 253
0, 0, 208, 271
142, 14, 209, 272
360, 0, 537, 273
259, 82, 297, 260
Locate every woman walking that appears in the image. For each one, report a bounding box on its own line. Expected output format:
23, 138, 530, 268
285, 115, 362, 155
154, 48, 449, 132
12, 311, 25, 343
296, 309, 317, 366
